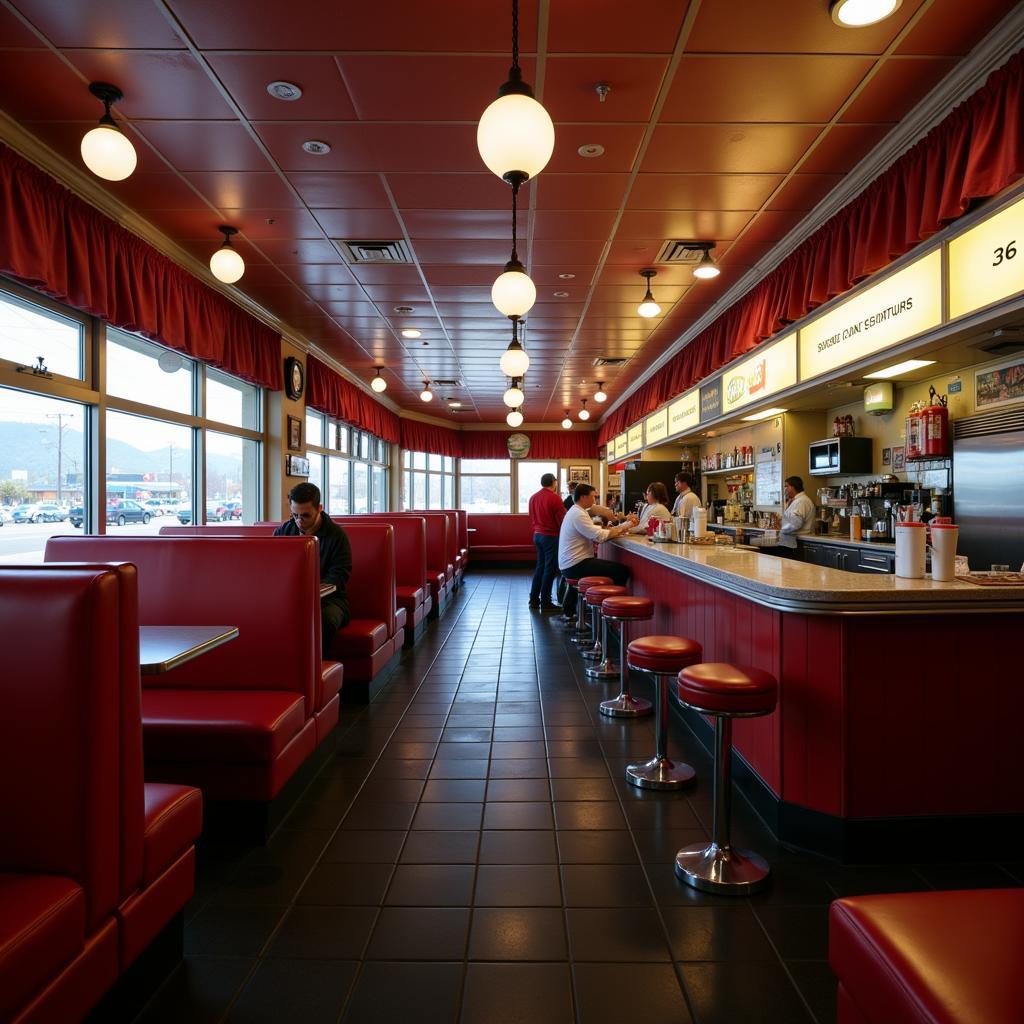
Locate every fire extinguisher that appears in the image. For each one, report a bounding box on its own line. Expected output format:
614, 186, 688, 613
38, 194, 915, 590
905, 406, 924, 459
920, 385, 950, 457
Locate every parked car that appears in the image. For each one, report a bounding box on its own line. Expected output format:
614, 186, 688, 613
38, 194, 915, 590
0, 507, 9, 526
175, 501, 229, 524
106, 499, 151, 526
142, 499, 169, 516
224, 500, 243, 520
12, 503, 67, 523
68, 506, 84, 528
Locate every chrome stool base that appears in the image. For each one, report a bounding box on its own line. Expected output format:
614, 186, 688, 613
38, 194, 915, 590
599, 693, 652, 717
585, 657, 618, 679
570, 629, 594, 646
674, 841, 770, 895
625, 755, 694, 790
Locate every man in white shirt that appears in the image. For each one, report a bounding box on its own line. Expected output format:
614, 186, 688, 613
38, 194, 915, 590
558, 483, 633, 617
756, 475, 815, 558
671, 472, 702, 522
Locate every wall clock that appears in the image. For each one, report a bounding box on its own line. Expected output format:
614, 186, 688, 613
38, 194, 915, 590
285, 357, 304, 400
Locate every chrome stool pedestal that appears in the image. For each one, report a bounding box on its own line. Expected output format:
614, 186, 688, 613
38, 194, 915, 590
598, 596, 654, 719
581, 585, 628, 675
570, 576, 611, 647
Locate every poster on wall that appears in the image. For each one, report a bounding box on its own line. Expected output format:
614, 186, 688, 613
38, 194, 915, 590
567, 465, 592, 485
975, 356, 1024, 411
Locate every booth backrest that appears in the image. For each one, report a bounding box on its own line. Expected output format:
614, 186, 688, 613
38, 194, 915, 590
0, 567, 123, 930
45, 536, 320, 711
388, 512, 450, 576
336, 516, 426, 596
409, 510, 458, 570
337, 523, 397, 631
455, 509, 469, 554
467, 513, 535, 550
160, 525, 276, 536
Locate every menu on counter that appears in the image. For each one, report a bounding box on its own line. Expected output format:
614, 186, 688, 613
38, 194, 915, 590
755, 446, 782, 507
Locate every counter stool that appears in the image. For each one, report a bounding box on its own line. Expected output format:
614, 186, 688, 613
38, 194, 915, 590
625, 636, 703, 789
571, 576, 612, 646
598, 595, 654, 718
581, 584, 628, 664
673, 663, 778, 895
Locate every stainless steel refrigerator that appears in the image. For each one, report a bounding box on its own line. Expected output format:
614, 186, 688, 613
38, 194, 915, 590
952, 407, 1024, 571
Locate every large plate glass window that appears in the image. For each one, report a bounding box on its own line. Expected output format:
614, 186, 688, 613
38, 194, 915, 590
353, 461, 369, 514
516, 460, 559, 512
106, 328, 193, 415
206, 367, 260, 431
459, 458, 511, 512
0, 290, 84, 380
206, 430, 259, 525
327, 455, 350, 516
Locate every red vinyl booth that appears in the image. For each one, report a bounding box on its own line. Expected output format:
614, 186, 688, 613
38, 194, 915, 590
387, 512, 452, 616
455, 509, 469, 571
336, 515, 430, 647
0, 565, 200, 1023
467, 513, 535, 563
45, 535, 336, 802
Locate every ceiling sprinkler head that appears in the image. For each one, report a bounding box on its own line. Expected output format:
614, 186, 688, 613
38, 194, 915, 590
594, 82, 611, 103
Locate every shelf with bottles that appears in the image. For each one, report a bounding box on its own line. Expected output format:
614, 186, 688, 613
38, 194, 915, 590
703, 464, 754, 477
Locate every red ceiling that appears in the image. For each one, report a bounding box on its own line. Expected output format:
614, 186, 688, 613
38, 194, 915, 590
0, 0, 1018, 421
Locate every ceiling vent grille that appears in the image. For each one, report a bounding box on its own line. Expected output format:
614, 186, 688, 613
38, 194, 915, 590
655, 240, 708, 264
431, 378, 463, 388
593, 356, 629, 368
338, 239, 411, 264
968, 326, 1024, 356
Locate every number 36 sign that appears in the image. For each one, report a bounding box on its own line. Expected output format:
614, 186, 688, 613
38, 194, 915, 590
949, 192, 1024, 320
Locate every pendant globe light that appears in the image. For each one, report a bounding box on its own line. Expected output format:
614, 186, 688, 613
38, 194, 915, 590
578, 398, 590, 421
80, 82, 137, 181
492, 182, 536, 320
209, 226, 245, 284
477, 0, 555, 186
636, 269, 661, 318
594, 382, 608, 403
503, 378, 525, 408
561, 409, 573, 430
499, 317, 531, 378
420, 381, 434, 403
692, 244, 720, 280
506, 407, 524, 428
370, 369, 387, 393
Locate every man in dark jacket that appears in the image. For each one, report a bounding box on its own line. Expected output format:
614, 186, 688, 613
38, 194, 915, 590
274, 482, 352, 656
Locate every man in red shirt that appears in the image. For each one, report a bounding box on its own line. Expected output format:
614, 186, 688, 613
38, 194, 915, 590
528, 472, 565, 611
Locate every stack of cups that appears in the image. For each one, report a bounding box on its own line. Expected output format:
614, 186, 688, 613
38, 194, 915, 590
894, 522, 927, 579
691, 507, 708, 539
929, 523, 959, 581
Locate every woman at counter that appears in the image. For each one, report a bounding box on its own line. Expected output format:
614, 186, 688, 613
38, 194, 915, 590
628, 482, 673, 534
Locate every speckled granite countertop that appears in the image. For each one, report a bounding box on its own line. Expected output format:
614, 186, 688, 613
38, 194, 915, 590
609, 536, 1024, 614
707, 523, 896, 552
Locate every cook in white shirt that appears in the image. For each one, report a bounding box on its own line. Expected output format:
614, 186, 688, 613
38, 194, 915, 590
671, 472, 702, 522
778, 476, 816, 549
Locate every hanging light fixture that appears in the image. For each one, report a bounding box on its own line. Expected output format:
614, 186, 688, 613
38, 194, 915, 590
503, 378, 525, 408
477, 0, 555, 185
561, 409, 573, 430
499, 317, 531, 378
578, 398, 590, 421
636, 269, 661, 318
80, 82, 137, 181
209, 226, 245, 284
420, 381, 433, 402
594, 382, 608, 403
692, 244, 720, 280
491, 181, 536, 319
506, 408, 524, 428
829, 0, 901, 27
370, 369, 387, 393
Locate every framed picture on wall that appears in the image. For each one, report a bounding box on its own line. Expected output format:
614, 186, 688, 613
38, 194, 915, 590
285, 455, 310, 478
892, 445, 906, 472
882, 447, 891, 466
287, 415, 302, 451
975, 355, 1024, 411
567, 465, 592, 485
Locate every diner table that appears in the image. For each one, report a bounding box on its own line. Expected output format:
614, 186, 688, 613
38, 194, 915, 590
139, 625, 239, 674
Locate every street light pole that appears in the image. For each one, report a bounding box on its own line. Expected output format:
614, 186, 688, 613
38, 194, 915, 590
44, 413, 66, 504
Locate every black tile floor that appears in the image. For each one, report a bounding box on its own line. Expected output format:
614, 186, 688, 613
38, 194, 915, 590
134, 571, 1024, 1024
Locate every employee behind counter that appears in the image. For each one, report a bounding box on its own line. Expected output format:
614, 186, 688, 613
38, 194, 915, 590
753, 475, 815, 558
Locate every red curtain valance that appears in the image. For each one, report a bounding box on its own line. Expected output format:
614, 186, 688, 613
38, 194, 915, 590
460, 430, 599, 460
0, 143, 281, 390
307, 355, 400, 443
399, 419, 462, 458
599, 49, 1024, 445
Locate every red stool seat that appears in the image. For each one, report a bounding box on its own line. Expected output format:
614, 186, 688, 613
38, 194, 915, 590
677, 663, 777, 716
577, 575, 613, 593
628, 636, 702, 673
564, 575, 582, 586
601, 595, 654, 620
586, 584, 627, 606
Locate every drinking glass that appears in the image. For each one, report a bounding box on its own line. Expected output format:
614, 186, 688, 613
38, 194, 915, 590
954, 555, 969, 576
991, 564, 1010, 572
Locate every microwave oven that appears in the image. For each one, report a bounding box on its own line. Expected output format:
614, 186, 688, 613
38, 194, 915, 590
808, 437, 872, 477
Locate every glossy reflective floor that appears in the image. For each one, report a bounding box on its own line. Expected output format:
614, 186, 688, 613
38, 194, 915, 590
135, 571, 1024, 1024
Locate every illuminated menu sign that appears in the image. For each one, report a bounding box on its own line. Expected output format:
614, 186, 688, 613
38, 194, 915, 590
626, 424, 644, 454
700, 381, 721, 422
799, 250, 942, 380
645, 408, 668, 445
668, 388, 700, 436
949, 194, 1024, 320
722, 333, 797, 414
606, 436, 617, 460
613, 433, 627, 459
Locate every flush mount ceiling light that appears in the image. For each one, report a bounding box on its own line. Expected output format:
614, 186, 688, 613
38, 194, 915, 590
741, 407, 788, 422
477, 0, 554, 184
561, 409, 573, 430
209, 226, 245, 284
636, 269, 661, 318
503, 379, 525, 408
301, 139, 331, 155
830, 0, 901, 27
448, 399, 463, 408
370, 368, 387, 393
578, 398, 590, 421
80, 82, 137, 181
499, 318, 530, 378
266, 80, 303, 101
400, 328, 422, 339
577, 143, 604, 159
865, 359, 935, 379
594, 382, 608, 403
506, 408, 524, 427
420, 381, 433, 402
558, 272, 576, 280
692, 244, 720, 280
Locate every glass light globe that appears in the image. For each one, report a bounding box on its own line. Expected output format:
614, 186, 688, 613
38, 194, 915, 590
420, 387, 433, 402
492, 268, 536, 318
578, 408, 590, 421
594, 388, 607, 403
477, 93, 555, 182
693, 265, 719, 280
499, 342, 530, 378
637, 297, 661, 318
209, 245, 245, 284
80, 123, 137, 181
830, 0, 900, 27
506, 409, 524, 428
371, 373, 387, 393
561, 416, 572, 430
503, 384, 525, 408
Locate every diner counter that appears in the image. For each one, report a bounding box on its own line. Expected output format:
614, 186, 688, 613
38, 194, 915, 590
610, 537, 1023, 613
707, 522, 898, 554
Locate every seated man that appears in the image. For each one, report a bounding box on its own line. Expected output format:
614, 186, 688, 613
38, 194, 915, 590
274, 482, 352, 653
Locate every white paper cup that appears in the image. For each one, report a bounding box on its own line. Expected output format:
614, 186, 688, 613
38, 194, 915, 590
929, 524, 958, 582
895, 522, 927, 579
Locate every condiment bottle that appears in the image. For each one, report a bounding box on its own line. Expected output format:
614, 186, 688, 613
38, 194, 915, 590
850, 514, 862, 542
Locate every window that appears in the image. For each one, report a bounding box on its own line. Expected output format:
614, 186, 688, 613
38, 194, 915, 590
306, 410, 324, 449
107, 328, 193, 415
0, 388, 87, 560
326, 456, 350, 516
371, 465, 387, 512
307, 451, 323, 497
403, 449, 455, 509
205, 430, 259, 526
517, 461, 560, 513
206, 367, 260, 431
306, 411, 389, 515
0, 289, 84, 380
459, 458, 511, 513
353, 461, 369, 514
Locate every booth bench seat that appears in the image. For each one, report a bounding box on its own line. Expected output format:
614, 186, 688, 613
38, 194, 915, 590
467, 513, 535, 563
